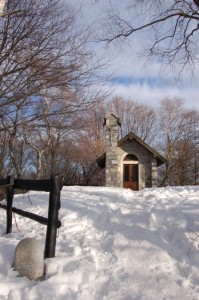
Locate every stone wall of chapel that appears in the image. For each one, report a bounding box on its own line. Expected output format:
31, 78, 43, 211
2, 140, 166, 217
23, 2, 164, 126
105, 114, 120, 187
118, 139, 156, 188
104, 113, 158, 189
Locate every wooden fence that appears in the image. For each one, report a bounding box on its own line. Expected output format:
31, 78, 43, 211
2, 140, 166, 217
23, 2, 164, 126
0, 174, 62, 258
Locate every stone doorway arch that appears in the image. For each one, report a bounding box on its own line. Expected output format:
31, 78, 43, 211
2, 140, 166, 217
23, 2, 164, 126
122, 154, 139, 190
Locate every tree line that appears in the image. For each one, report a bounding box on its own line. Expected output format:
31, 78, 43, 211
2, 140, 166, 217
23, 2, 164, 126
0, 0, 106, 187
107, 97, 199, 187
1, 94, 199, 187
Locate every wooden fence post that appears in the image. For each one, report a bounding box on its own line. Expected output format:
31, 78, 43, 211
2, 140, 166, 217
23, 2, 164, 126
6, 175, 14, 234
44, 174, 61, 258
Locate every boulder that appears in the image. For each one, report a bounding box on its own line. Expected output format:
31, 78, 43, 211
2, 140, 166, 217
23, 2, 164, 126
14, 238, 44, 280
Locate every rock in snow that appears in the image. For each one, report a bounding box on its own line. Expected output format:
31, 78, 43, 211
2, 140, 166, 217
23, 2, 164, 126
14, 238, 44, 280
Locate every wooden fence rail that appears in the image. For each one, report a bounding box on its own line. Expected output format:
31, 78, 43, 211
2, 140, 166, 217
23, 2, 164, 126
0, 174, 62, 258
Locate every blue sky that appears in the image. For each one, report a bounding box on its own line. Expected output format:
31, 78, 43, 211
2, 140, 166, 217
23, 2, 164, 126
70, 0, 199, 110
112, 77, 171, 88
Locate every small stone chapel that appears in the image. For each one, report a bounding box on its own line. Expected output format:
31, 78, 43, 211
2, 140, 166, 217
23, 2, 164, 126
97, 112, 166, 191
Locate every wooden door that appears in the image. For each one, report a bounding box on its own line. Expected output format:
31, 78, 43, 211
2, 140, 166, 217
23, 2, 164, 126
123, 164, 138, 190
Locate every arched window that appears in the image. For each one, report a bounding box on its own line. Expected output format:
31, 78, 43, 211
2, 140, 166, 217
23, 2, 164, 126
123, 154, 138, 162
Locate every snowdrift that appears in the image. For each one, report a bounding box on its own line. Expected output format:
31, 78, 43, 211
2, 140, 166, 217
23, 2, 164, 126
1, 186, 199, 299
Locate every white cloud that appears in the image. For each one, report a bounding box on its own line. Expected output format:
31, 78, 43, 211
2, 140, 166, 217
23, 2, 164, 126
69, 0, 199, 110
108, 82, 199, 110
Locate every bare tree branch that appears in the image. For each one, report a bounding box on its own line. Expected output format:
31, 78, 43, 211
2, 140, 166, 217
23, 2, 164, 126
104, 0, 199, 74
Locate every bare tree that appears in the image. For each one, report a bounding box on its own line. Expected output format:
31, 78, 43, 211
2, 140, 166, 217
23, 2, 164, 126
74, 104, 106, 185
107, 96, 157, 144
157, 98, 199, 186
0, 117, 9, 178
0, 0, 104, 125
105, 1, 199, 75
1, 104, 32, 178
23, 125, 51, 179
0, 0, 25, 17
0, 0, 108, 179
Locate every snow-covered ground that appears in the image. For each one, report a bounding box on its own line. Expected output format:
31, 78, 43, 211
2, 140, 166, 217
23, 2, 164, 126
1, 186, 199, 299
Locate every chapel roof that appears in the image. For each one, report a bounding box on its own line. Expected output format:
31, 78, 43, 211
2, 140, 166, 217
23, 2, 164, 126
96, 131, 166, 169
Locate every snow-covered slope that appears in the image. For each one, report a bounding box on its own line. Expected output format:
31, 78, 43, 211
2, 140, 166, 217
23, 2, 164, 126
1, 186, 199, 299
